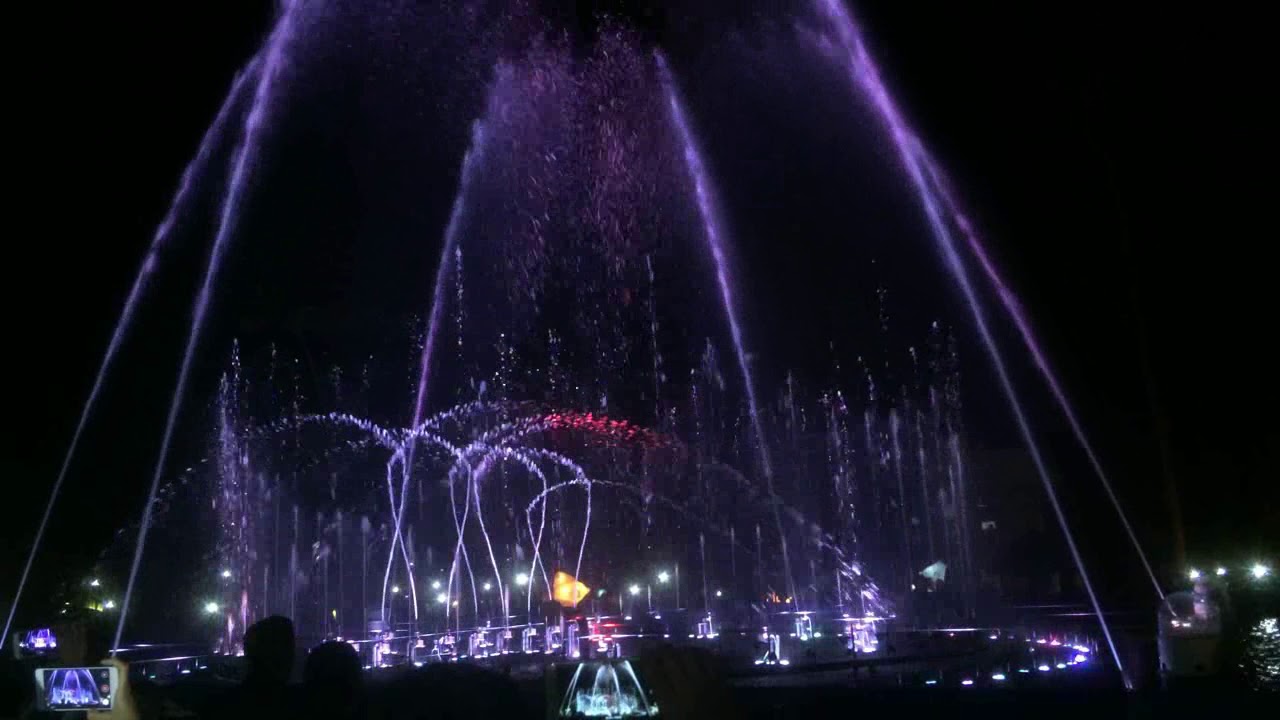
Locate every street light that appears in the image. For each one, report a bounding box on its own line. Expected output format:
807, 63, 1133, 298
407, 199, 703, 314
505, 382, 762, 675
658, 571, 670, 584
1252, 563, 1271, 580
483, 582, 492, 592
436, 593, 448, 605
515, 573, 529, 586
629, 584, 641, 596
392, 585, 401, 594
221, 569, 232, 579
715, 590, 723, 598
203, 601, 220, 615
431, 580, 441, 590
1215, 567, 1228, 577
104, 600, 116, 610
1187, 568, 1202, 581
89, 578, 101, 588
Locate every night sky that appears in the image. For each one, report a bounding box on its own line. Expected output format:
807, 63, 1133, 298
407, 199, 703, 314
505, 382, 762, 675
6, 0, 1275, 621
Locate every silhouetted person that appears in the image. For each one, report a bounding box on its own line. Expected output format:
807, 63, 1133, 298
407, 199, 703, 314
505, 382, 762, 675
244, 616, 295, 689
211, 616, 295, 719
302, 641, 363, 719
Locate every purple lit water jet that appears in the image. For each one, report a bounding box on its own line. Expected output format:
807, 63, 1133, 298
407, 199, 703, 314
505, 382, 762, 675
656, 51, 797, 609
808, 0, 1129, 687
112, 0, 304, 652
922, 160, 1166, 604
1, 58, 263, 643
386, 117, 491, 626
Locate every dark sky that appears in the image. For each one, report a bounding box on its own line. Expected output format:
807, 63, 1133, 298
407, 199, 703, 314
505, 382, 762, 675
6, 0, 1275, 618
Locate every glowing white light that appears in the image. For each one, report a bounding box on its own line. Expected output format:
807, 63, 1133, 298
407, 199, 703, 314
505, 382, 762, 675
483, 582, 492, 592
658, 571, 670, 584
961, 679, 974, 686
715, 590, 722, 597
392, 585, 401, 594
1251, 563, 1271, 579
1216, 567, 1227, 577
431, 580, 441, 590
435, 592, 447, 605
89, 578, 101, 587
924, 679, 937, 685
779, 659, 790, 666
992, 673, 1006, 681
1056, 663, 1067, 670
221, 569, 232, 579
203, 601, 220, 614
515, 573, 529, 586
1075, 653, 1087, 663
1037, 665, 1050, 672
104, 600, 116, 610
1188, 568, 1202, 581
629, 584, 641, 596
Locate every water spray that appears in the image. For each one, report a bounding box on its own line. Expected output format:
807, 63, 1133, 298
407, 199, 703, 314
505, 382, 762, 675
113, 1, 303, 653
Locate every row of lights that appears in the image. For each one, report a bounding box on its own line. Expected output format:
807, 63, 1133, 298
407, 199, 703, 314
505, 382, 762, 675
1188, 563, 1270, 581
201, 566, 734, 616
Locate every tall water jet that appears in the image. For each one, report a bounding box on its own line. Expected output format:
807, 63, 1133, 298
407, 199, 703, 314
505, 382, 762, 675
809, 0, 1130, 687
1, 57, 264, 643
336, 510, 344, 635
360, 516, 370, 629
888, 410, 913, 589
112, 1, 304, 652
290, 506, 299, 623
923, 161, 1166, 603
700, 532, 709, 613
656, 51, 797, 607
382, 119, 490, 628
729, 526, 737, 589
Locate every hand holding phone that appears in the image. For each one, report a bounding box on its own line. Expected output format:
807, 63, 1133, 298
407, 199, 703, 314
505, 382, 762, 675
88, 657, 139, 720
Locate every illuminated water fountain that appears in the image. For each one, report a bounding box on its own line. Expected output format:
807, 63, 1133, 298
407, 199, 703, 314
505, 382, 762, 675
560, 660, 658, 719
2, 1, 1158, 696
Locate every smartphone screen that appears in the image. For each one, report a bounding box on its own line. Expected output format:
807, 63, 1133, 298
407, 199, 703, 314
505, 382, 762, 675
34, 666, 116, 711
13, 628, 58, 659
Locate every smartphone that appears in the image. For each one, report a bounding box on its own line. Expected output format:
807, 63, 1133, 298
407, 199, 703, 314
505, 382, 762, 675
12, 627, 58, 659
33, 666, 118, 712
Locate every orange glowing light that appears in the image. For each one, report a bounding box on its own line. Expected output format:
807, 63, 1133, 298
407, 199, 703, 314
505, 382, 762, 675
553, 571, 590, 608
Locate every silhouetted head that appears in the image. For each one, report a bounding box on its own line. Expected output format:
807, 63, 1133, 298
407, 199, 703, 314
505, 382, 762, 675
243, 616, 295, 687
304, 641, 362, 711
50, 616, 112, 665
